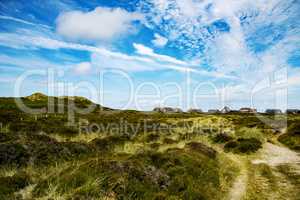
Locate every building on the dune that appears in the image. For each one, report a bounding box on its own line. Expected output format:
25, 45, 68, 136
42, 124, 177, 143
173, 108, 184, 113
208, 109, 220, 114
153, 107, 183, 113
265, 109, 282, 114
153, 107, 172, 113
188, 108, 203, 113
221, 106, 231, 113
286, 109, 299, 114
239, 107, 257, 113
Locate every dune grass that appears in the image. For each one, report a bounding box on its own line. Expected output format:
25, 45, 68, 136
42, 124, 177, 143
0, 102, 299, 199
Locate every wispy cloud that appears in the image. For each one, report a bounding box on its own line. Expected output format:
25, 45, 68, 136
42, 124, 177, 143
139, 0, 300, 83
0, 15, 52, 29
133, 43, 187, 65
0, 31, 236, 79
0, 54, 72, 70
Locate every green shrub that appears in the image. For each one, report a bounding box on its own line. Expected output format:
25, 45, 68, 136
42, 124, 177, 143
146, 133, 160, 143
237, 138, 262, 153
211, 133, 233, 143
90, 136, 128, 152
277, 122, 300, 150
224, 138, 262, 154
9, 122, 42, 133
25, 133, 57, 143
224, 141, 238, 150
235, 127, 265, 142
278, 133, 300, 150
31, 143, 71, 165
186, 142, 217, 158
287, 123, 300, 135
150, 143, 160, 150
0, 143, 29, 166
163, 138, 177, 144
0, 172, 31, 198
28, 137, 92, 165
0, 132, 18, 143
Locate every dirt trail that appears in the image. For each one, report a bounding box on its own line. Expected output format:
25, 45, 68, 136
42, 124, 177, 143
227, 157, 248, 200
252, 143, 300, 171
227, 167, 247, 200
251, 143, 300, 199
228, 143, 300, 200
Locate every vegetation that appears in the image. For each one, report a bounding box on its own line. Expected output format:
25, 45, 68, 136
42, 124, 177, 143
224, 138, 262, 154
277, 122, 300, 150
211, 133, 233, 143
0, 93, 299, 199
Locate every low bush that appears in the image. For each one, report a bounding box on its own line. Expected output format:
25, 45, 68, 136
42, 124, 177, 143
26, 135, 93, 165
163, 138, 177, 144
278, 133, 300, 150
25, 132, 57, 143
33, 148, 224, 200
90, 135, 128, 152
235, 127, 265, 142
0, 172, 31, 198
146, 133, 160, 143
0, 143, 29, 166
277, 122, 300, 150
211, 133, 233, 143
287, 123, 300, 135
237, 138, 262, 153
224, 138, 262, 154
186, 142, 217, 159
32, 143, 71, 165
224, 141, 238, 149
149, 143, 160, 150
0, 132, 18, 143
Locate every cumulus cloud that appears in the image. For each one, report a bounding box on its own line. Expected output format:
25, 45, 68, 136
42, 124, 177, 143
74, 62, 92, 74
152, 33, 168, 47
56, 7, 143, 41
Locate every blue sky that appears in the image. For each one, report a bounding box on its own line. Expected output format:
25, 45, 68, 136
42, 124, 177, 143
0, 0, 300, 111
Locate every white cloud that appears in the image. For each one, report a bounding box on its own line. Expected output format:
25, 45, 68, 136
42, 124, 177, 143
145, 0, 300, 87
140, 0, 299, 63
0, 31, 237, 79
152, 33, 168, 47
56, 7, 143, 41
133, 43, 154, 55
133, 43, 186, 65
138, 0, 300, 109
74, 62, 92, 74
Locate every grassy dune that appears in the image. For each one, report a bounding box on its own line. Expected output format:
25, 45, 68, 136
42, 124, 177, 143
0, 95, 299, 199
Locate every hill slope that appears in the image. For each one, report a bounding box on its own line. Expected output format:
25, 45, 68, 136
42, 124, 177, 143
0, 93, 112, 112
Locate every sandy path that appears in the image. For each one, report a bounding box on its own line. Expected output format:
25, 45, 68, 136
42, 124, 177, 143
251, 143, 300, 199
252, 143, 300, 171
227, 157, 248, 200
227, 167, 247, 200
228, 143, 300, 200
